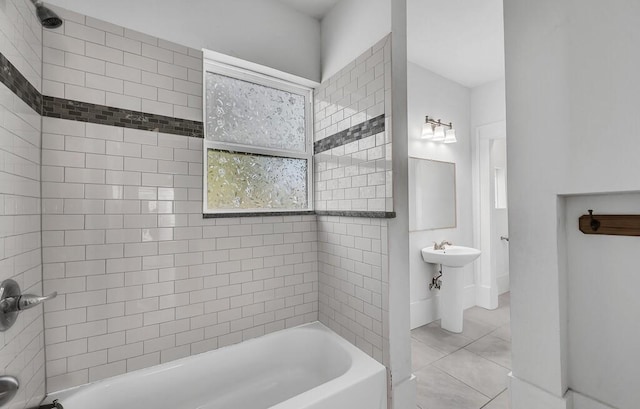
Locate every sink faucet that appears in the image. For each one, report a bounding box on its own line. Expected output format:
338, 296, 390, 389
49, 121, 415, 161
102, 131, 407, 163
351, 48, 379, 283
434, 240, 452, 250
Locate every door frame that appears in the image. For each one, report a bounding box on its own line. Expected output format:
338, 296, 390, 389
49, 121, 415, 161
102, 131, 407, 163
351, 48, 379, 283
471, 120, 506, 310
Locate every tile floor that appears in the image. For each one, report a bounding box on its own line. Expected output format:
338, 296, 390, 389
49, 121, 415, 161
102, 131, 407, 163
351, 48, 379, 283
412, 293, 512, 409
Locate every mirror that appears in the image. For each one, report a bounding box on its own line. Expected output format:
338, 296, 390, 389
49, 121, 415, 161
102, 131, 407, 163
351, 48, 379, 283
409, 158, 456, 230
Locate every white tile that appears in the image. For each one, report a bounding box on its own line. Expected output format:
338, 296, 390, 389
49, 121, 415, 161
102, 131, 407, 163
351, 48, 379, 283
173, 53, 201, 70
141, 71, 173, 90
158, 89, 187, 106
174, 106, 201, 122
141, 43, 173, 63
174, 78, 201, 96
86, 17, 124, 36
124, 52, 157, 73
124, 81, 157, 100
124, 129, 158, 146
106, 141, 142, 158
43, 79, 65, 98
44, 32, 85, 55
86, 123, 124, 141
124, 28, 157, 46
65, 167, 105, 184
85, 154, 124, 170
86, 73, 124, 93
43, 63, 85, 86
106, 62, 140, 82
43, 47, 65, 66
157, 61, 187, 80
65, 135, 106, 154
65, 84, 105, 105
106, 33, 141, 54
124, 157, 157, 173
65, 52, 105, 75
64, 21, 105, 45
141, 99, 173, 117
86, 43, 124, 65
158, 39, 189, 55
105, 92, 141, 111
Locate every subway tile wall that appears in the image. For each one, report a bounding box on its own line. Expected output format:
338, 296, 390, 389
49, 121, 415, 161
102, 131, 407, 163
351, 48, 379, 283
313, 36, 393, 213
0, 1, 45, 407
0, 0, 42, 92
41, 117, 319, 392
42, 5, 203, 122
317, 216, 389, 365
314, 36, 393, 366
0, 83, 45, 409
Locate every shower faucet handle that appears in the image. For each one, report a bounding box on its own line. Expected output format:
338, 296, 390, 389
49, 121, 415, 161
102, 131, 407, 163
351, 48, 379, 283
14, 292, 58, 311
1, 292, 57, 313
0, 279, 58, 332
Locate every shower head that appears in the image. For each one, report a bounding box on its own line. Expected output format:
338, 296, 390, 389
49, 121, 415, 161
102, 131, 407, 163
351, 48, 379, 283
32, 1, 63, 29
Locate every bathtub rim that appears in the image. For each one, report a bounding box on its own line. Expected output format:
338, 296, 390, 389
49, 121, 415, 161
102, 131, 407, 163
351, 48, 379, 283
43, 321, 387, 408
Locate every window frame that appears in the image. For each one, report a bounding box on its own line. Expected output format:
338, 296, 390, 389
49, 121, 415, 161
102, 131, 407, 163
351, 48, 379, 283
202, 58, 314, 216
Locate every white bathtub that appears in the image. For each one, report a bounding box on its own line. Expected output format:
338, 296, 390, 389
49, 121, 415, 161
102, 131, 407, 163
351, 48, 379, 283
46, 322, 387, 409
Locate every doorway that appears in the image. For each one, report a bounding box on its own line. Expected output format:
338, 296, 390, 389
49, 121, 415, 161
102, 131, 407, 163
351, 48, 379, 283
473, 121, 508, 310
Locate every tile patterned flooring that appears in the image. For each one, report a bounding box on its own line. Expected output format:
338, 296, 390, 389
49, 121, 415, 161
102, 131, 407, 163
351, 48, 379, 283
412, 293, 512, 409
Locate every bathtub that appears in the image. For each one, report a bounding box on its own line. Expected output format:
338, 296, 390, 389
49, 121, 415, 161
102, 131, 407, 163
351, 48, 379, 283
45, 322, 387, 409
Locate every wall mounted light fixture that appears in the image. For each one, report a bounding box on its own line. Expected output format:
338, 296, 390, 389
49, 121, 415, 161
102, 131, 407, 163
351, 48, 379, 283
421, 116, 457, 144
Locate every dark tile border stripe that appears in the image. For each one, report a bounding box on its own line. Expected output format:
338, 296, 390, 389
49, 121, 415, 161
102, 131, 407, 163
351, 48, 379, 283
43, 96, 204, 138
315, 210, 396, 219
0, 52, 42, 114
204, 210, 395, 219
314, 114, 385, 154
204, 211, 316, 218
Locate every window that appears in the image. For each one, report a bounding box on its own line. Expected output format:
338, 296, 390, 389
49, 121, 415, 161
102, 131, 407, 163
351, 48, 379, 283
202, 58, 313, 215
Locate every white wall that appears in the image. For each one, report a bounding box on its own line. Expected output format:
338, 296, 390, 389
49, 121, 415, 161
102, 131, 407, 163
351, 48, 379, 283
565, 193, 640, 409
470, 79, 505, 128
407, 62, 473, 328
505, 0, 640, 407
45, 0, 321, 81
320, 0, 391, 81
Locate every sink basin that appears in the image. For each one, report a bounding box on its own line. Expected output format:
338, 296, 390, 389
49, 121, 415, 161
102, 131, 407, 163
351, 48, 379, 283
421, 245, 481, 268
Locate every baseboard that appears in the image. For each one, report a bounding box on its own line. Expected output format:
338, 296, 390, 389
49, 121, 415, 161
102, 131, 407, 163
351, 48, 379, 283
410, 285, 476, 329
391, 374, 416, 409
569, 390, 617, 409
410, 298, 438, 329
497, 274, 510, 294
509, 373, 572, 409
476, 284, 493, 309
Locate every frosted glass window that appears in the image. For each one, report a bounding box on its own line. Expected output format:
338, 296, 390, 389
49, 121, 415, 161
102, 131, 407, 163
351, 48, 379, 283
207, 150, 308, 210
206, 72, 306, 153
202, 59, 313, 215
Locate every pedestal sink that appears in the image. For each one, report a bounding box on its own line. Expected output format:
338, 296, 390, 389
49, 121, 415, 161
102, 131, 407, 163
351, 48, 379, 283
421, 245, 481, 333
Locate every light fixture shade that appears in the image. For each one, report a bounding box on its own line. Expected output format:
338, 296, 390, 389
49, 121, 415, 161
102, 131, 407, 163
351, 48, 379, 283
421, 123, 434, 139
444, 128, 457, 144
432, 125, 446, 141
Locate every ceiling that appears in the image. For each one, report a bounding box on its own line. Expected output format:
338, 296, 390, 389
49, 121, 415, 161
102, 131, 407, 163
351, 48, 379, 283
407, 0, 504, 88
274, 0, 341, 20
274, 0, 505, 88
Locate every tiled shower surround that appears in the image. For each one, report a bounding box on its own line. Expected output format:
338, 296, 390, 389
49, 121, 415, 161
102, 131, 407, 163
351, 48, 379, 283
315, 37, 393, 367
0, 0, 46, 407
41, 120, 319, 391
38, 8, 319, 392
0, 2, 397, 397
